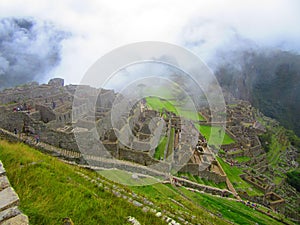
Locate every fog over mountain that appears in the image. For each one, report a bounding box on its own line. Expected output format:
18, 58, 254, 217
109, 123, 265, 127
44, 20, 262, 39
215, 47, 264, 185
214, 48, 300, 136
0, 0, 299, 136
0, 17, 69, 89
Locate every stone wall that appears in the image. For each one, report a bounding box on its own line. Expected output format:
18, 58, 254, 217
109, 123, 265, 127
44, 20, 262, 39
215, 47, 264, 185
119, 148, 157, 166
179, 163, 227, 183
0, 111, 37, 134
42, 130, 79, 152
0, 161, 29, 224
35, 104, 56, 123
179, 163, 199, 175
173, 176, 232, 196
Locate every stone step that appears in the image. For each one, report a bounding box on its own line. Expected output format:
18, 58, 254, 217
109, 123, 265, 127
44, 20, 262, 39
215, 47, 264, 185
0, 176, 10, 191
0, 206, 21, 223
1, 213, 29, 225
0, 162, 6, 176
0, 187, 19, 212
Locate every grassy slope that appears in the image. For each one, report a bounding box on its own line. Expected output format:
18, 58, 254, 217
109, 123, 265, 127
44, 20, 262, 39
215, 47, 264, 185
0, 140, 164, 225
194, 124, 235, 146
179, 187, 285, 225
131, 183, 286, 225
234, 156, 251, 163
0, 140, 289, 225
217, 157, 263, 196
177, 172, 227, 189
146, 96, 205, 121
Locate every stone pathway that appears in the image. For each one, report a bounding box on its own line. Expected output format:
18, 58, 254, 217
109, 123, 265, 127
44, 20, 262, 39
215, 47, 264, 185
0, 160, 29, 225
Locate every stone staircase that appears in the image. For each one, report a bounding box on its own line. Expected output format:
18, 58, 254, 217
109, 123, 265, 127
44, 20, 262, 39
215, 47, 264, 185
0, 161, 29, 225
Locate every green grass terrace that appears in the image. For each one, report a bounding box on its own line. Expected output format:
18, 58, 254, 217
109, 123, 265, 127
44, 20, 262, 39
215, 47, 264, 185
194, 124, 235, 146
146, 96, 206, 121
217, 156, 264, 197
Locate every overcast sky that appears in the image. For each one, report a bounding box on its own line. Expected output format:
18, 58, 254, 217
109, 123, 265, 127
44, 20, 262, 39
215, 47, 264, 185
0, 0, 299, 85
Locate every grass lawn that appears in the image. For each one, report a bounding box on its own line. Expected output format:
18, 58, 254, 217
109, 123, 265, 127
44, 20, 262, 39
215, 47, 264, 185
0, 140, 289, 225
97, 169, 161, 186
0, 140, 165, 225
179, 187, 286, 225
217, 157, 263, 196
234, 156, 251, 163
130, 182, 286, 225
194, 124, 235, 146
177, 172, 227, 189
154, 136, 167, 160
146, 97, 205, 121
130, 183, 229, 225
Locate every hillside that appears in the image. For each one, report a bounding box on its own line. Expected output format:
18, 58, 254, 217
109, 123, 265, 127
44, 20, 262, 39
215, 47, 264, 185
0, 78, 298, 224
0, 140, 291, 225
215, 50, 300, 136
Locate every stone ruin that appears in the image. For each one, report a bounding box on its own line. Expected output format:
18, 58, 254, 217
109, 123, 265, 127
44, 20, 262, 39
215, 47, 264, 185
0, 78, 227, 184
0, 78, 293, 218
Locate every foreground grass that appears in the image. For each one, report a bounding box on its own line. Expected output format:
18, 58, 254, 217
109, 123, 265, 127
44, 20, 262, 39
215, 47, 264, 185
0, 140, 164, 225
179, 187, 286, 225
130, 183, 229, 225
0, 140, 289, 225
130, 183, 286, 225
97, 169, 161, 186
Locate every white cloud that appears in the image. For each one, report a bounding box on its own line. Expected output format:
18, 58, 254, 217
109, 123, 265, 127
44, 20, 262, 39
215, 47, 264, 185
0, 0, 299, 84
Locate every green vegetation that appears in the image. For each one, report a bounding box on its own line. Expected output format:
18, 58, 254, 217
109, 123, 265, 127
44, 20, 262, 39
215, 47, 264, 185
286, 170, 300, 192
234, 156, 251, 163
130, 183, 229, 224
217, 157, 263, 196
216, 50, 300, 136
259, 131, 273, 152
146, 96, 205, 121
265, 131, 289, 168
0, 140, 290, 225
97, 169, 161, 186
194, 124, 235, 146
154, 136, 167, 160
0, 140, 164, 225
285, 129, 300, 149
131, 182, 286, 225
179, 187, 286, 225
177, 172, 227, 189
227, 149, 243, 155
166, 128, 175, 158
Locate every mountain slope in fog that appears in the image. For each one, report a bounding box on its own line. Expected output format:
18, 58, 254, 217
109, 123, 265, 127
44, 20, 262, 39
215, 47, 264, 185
215, 50, 300, 136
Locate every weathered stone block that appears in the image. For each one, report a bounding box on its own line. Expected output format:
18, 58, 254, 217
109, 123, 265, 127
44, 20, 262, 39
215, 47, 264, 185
0, 176, 10, 191
0, 206, 20, 223
1, 213, 29, 225
0, 187, 19, 211
0, 161, 6, 176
